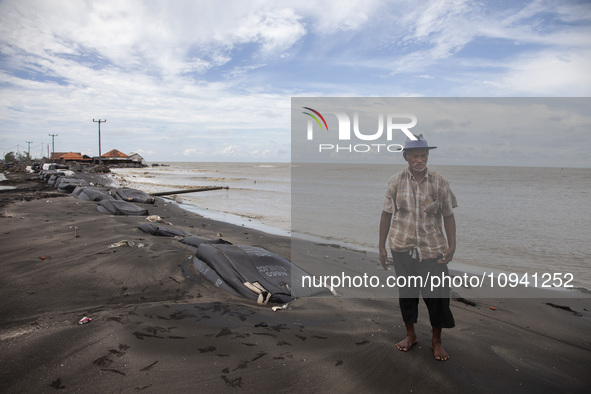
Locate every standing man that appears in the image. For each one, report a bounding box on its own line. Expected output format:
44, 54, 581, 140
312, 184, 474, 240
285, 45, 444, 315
378, 134, 457, 361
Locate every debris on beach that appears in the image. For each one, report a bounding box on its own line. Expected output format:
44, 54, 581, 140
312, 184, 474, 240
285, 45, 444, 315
272, 304, 289, 312
78, 317, 92, 325
151, 186, 228, 197
146, 215, 172, 225
108, 240, 146, 248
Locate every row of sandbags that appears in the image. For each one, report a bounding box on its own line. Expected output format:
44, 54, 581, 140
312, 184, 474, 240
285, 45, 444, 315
38, 167, 155, 216
73, 186, 155, 215
39, 169, 88, 193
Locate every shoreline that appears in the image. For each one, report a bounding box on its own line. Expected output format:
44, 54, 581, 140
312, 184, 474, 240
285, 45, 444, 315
1, 169, 590, 393
165, 198, 292, 238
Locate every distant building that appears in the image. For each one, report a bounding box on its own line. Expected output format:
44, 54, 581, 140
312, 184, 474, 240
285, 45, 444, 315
50, 152, 92, 162
93, 149, 133, 165
128, 152, 147, 167
50, 152, 68, 160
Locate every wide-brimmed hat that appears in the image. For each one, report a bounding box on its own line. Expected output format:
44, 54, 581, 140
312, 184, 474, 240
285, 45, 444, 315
403, 134, 437, 151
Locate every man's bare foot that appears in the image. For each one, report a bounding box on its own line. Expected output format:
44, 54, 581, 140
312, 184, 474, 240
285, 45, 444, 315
395, 335, 418, 352
431, 341, 449, 361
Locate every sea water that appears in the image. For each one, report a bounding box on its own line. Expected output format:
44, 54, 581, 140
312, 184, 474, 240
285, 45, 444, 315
111, 163, 591, 289
111, 163, 291, 235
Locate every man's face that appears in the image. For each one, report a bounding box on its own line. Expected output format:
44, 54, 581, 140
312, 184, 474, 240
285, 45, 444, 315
404, 149, 429, 173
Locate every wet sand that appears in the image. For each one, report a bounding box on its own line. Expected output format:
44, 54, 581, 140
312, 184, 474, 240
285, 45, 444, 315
0, 171, 590, 393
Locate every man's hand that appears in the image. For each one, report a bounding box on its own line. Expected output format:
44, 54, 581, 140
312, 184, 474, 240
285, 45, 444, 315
379, 247, 391, 270
437, 247, 455, 264
440, 214, 456, 264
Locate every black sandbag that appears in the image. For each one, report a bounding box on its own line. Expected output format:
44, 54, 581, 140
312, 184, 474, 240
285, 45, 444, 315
72, 185, 83, 197
113, 187, 155, 204
138, 223, 188, 237
191, 257, 243, 298
193, 244, 331, 303
41, 171, 64, 183
179, 235, 232, 248
47, 174, 62, 187
97, 199, 149, 216
193, 244, 267, 302
56, 177, 87, 193
73, 186, 115, 201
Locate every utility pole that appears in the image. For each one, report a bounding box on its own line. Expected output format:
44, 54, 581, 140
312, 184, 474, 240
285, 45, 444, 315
25, 141, 33, 159
93, 119, 106, 164
48, 133, 58, 159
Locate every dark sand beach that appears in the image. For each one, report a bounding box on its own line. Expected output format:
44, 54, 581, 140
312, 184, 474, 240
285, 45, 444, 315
1, 170, 590, 393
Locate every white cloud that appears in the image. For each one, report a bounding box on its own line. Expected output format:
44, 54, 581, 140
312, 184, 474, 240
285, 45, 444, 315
451, 49, 591, 97
216, 145, 243, 157
498, 50, 591, 96
296, 0, 379, 34
234, 8, 306, 54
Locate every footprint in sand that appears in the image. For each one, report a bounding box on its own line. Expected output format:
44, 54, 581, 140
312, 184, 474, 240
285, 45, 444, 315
221, 375, 243, 388
93, 356, 113, 367
49, 378, 65, 389
198, 345, 217, 353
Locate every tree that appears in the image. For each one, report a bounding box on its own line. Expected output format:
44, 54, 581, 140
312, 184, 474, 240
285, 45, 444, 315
4, 152, 16, 162
3, 151, 30, 162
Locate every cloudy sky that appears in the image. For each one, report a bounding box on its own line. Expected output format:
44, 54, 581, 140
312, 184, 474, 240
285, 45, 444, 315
0, 0, 590, 166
